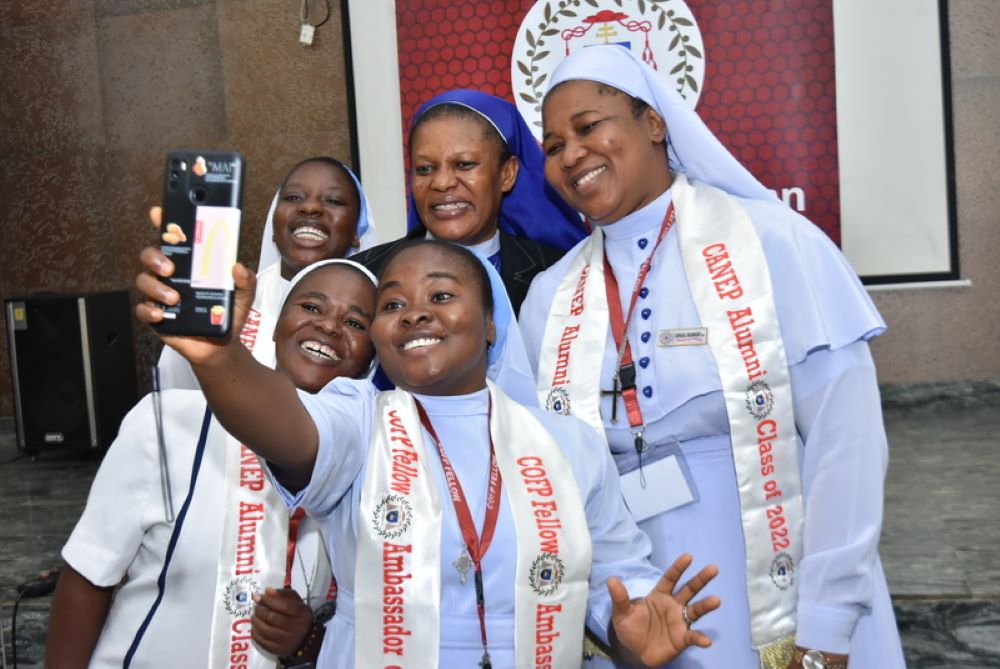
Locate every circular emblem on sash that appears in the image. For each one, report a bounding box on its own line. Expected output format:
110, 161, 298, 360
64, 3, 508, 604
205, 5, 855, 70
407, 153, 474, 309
512, 0, 705, 138
769, 551, 795, 590
372, 494, 413, 539
545, 387, 571, 415
744, 379, 774, 419
223, 575, 259, 617
529, 552, 565, 596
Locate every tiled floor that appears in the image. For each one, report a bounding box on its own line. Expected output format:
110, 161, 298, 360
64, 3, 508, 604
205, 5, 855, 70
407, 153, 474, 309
1, 395, 999, 667
881, 403, 1000, 600
879, 401, 1000, 667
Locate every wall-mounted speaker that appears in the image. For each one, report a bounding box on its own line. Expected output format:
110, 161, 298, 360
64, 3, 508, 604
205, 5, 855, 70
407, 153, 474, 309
5, 291, 139, 453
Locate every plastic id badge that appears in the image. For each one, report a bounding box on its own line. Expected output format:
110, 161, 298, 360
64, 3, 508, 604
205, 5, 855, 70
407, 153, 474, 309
620, 451, 697, 522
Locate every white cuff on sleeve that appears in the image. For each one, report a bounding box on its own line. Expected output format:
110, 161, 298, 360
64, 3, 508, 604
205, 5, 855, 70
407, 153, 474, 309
795, 600, 862, 654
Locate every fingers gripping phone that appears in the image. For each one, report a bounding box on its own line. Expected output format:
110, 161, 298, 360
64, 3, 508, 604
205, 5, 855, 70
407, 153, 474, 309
155, 150, 245, 337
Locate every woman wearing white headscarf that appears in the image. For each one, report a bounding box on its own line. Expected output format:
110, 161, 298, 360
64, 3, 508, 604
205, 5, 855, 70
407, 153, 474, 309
48, 259, 378, 668
520, 45, 904, 669
157, 157, 377, 390
136, 236, 725, 668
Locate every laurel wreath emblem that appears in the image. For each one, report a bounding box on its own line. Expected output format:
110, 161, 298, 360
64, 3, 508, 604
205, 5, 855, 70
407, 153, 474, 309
223, 575, 260, 618
769, 551, 796, 590
744, 379, 775, 420
372, 494, 413, 540
516, 0, 704, 128
529, 552, 566, 596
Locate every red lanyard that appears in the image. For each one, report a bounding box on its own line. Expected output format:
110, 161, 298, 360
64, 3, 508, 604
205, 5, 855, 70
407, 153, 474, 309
601, 202, 676, 451
285, 507, 338, 604
284, 508, 306, 588
416, 398, 501, 669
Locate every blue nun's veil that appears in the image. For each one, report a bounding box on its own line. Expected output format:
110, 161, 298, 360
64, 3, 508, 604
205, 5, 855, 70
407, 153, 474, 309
406, 89, 587, 252
477, 248, 538, 407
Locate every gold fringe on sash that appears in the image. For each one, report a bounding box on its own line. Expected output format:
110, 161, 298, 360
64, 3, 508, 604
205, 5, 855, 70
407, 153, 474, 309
758, 633, 797, 669
582, 629, 614, 661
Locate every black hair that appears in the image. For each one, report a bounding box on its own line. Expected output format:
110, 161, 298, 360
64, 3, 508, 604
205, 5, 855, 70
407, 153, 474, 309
377, 239, 494, 317
545, 80, 651, 119
280, 156, 361, 204
410, 103, 513, 167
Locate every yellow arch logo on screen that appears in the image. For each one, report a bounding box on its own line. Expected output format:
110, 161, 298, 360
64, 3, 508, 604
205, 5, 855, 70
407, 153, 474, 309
191, 205, 240, 290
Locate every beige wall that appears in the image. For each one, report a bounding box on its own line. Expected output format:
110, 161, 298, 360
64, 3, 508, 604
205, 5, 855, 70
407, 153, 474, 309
0, 0, 354, 416
0, 0, 997, 418
868, 0, 1000, 383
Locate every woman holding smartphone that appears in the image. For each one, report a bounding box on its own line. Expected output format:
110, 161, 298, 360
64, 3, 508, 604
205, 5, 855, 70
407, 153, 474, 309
48, 259, 378, 668
136, 236, 722, 668
158, 156, 377, 390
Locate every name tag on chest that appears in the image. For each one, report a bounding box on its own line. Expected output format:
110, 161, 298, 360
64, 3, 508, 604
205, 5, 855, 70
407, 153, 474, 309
619, 453, 696, 522
657, 327, 708, 346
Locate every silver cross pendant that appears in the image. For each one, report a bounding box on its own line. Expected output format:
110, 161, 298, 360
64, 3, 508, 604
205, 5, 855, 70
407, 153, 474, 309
453, 550, 474, 585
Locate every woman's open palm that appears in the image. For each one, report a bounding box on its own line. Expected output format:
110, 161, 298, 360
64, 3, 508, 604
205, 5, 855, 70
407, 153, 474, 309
610, 553, 721, 667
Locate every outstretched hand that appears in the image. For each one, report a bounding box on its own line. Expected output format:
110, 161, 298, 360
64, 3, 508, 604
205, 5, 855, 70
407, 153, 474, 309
609, 553, 721, 667
134, 206, 256, 366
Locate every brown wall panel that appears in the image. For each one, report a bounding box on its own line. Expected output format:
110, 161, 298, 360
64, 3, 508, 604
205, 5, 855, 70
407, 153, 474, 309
0, 0, 354, 417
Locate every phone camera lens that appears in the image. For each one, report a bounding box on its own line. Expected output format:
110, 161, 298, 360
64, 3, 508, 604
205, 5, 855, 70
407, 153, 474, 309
168, 180, 178, 191
171, 158, 181, 168
191, 187, 208, 203
170, 170, 179, 180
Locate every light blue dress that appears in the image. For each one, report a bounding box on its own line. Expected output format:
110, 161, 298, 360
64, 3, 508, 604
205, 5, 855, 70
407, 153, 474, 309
520, 186, 906, 668
271, 381, 662, 668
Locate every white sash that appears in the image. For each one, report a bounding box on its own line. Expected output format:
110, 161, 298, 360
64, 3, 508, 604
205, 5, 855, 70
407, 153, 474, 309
237, 262, 284, 370
356, 383, 590, 667
538, 174, 803, 667
535, 233, 609, 434
207, 263, 290, 668
674, 174, 802, 666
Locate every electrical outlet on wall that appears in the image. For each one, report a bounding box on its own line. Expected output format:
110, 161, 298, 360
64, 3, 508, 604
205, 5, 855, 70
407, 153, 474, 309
299, 23, 315, 45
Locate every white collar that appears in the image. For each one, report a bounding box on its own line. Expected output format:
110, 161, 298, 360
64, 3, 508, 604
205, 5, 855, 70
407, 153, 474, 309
425, 229, 502, 258
412, 387, 489, 416
600, 187, 673, 241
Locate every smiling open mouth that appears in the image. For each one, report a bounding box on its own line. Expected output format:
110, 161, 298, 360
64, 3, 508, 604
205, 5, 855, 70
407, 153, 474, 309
301, 340, 340, 361
292, 225, 330, 241
574, 165, 606, 188
402, 337, 442, 351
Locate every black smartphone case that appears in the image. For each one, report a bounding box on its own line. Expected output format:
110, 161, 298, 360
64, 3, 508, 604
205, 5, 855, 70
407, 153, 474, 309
155, 150, 245, 337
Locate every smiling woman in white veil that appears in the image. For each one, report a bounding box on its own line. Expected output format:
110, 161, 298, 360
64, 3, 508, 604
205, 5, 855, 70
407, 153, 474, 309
157, 156, 377, 390
136, 232, 728, 668
47, 258, 379, 668
520, 44, 905, 669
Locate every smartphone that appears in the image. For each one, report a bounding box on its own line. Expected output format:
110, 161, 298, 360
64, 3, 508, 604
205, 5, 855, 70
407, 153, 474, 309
155, 149, 245, 337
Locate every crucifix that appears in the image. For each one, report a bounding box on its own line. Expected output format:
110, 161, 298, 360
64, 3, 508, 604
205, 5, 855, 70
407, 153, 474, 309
601, 362, 636, 424
453, 550, 473, 585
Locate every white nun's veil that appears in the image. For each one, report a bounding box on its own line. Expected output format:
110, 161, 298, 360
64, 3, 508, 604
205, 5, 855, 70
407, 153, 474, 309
546, 45, 778, 203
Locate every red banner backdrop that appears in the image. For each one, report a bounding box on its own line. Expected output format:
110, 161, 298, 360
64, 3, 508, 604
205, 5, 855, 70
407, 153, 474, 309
395, 0, 840, 243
